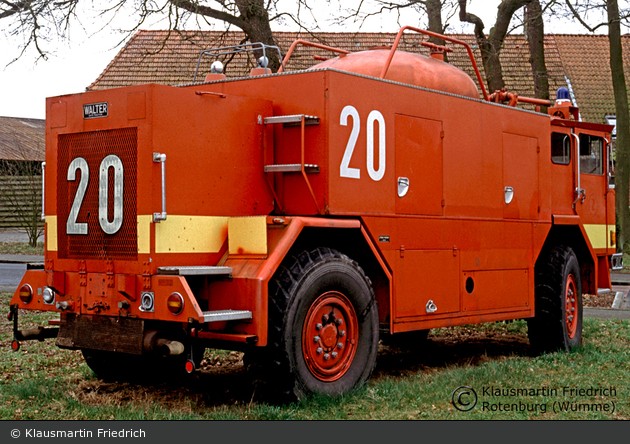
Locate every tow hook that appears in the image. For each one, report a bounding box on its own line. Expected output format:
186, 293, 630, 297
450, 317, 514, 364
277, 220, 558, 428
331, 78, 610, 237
85, 301, 109, 313
9, 305, 58, 351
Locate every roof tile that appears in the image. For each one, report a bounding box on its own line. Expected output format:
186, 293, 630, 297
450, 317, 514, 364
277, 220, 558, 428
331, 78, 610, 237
0, 116, 45, 161
86, 31, 628, 123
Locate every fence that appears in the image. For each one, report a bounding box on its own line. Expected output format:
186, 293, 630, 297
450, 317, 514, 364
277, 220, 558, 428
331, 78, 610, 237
0, 176, 43, 230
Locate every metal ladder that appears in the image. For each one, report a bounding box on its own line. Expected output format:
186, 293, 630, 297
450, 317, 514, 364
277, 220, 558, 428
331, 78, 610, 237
262, 114, 321, 213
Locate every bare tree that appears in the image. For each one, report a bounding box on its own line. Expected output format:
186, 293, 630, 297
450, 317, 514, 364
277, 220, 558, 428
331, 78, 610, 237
0, 1, 324, 71
525, 0, 550, 111
0, 141, 44, 248
458, 0, 533, 93
607, 0, 630, 252
336, 0, 460, 38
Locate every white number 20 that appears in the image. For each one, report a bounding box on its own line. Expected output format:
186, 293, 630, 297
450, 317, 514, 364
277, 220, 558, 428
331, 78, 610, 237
339, 105, 386, 181
66, 155, 124, 235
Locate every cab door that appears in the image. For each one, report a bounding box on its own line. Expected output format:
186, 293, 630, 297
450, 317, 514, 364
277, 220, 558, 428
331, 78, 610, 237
573, 130, 609, 253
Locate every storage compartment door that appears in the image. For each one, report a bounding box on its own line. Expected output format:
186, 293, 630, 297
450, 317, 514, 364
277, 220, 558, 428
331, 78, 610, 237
394, 249, 460, 319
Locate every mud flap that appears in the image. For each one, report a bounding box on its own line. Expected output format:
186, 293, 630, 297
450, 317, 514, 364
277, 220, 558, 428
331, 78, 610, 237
56, 314, 144, 355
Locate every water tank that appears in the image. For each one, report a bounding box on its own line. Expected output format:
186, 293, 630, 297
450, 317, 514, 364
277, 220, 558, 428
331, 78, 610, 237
310, 49, 479, 99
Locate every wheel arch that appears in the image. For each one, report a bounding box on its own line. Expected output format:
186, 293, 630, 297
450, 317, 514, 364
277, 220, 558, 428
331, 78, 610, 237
280, 223, 392, 330
536, 224, 596, 294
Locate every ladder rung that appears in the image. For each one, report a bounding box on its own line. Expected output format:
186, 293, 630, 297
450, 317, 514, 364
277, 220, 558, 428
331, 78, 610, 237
202, 310, 252, 323
264, 164, 320, 173
264, 115, 320, 126
157, 266, 233, 276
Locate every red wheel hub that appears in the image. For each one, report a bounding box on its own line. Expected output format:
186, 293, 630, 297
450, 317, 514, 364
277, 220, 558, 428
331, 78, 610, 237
302, 291, 358, 382
565, 274, 578, 339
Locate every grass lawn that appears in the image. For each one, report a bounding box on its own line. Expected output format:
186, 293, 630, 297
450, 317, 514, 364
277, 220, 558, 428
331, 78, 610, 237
0, 242, 44, 256
1, 290, 628, 420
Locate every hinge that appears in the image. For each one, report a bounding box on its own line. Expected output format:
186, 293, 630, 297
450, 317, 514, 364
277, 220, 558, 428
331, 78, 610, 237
79, 260, 87, 287
440, 130, 445, 139
537, 145, 540, 153
400, 246, 405, 258
106, 260, 115, 289
142, 261, 152, 290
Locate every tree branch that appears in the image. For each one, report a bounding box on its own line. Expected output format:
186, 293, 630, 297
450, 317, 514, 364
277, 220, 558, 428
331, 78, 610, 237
169, 0, 252, 33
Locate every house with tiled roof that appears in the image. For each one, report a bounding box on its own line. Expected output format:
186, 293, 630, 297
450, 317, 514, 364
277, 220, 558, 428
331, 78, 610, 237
87, 30, 630, 126
0, 116, 45, 164
553, 34, 630, 125
0, 116, 44, 230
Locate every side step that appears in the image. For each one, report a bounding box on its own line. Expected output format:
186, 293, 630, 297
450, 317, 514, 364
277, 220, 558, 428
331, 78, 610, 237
264, 114, 320, 126
202, 310, 253, 323
264, 163, 320, 173
157, 266, 232, 276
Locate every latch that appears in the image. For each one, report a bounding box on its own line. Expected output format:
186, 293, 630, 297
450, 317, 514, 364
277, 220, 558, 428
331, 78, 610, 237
398, 177, 410, 197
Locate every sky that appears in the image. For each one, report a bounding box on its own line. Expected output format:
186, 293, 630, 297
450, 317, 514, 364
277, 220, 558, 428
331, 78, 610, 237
0, 0, 620, 120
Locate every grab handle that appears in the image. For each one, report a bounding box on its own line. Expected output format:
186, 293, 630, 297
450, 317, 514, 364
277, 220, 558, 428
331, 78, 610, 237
153, 153, 167, 222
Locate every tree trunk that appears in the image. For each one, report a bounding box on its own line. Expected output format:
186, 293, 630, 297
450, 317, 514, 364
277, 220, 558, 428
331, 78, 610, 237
426, 0, 448, 62
459, 0, 529, 93
525, 0, 549, 113
607, 0, 630, 252
234, 0, 280, 71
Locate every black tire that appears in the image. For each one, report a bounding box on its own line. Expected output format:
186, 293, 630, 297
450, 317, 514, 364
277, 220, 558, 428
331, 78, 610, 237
528, 245, 583, 353
82, 344, 205, 382
82, 349, 141, 382
264, 247, 379, 400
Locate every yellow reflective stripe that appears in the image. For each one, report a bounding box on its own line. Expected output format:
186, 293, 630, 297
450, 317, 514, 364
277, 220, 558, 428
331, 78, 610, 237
583, 224, 607, 250
137, 215, 152, 254
155, 216, 228, 253
228, 216, 267, 255
46, 216, 57, 252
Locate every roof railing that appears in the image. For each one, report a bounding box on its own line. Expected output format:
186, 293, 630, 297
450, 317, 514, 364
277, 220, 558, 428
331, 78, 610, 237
193, 42, 284, 83
381, 26, 489, 101
277, 40, 350, 73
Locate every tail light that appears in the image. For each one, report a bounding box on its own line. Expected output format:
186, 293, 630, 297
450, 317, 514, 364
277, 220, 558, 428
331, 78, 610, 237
19, 284, 33, 304
167, 292, 184, 315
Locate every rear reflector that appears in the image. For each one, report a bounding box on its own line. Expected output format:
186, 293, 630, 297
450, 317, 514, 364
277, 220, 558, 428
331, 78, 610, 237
19, 284, 33, 304
167, 292, 184, 315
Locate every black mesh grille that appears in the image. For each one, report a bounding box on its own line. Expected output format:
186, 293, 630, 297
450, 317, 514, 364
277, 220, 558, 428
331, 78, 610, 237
57, 128, 138, 260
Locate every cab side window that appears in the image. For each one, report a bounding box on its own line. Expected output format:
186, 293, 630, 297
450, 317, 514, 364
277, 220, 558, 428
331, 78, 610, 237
579, 134, 603, 175
551, 132, 571, 165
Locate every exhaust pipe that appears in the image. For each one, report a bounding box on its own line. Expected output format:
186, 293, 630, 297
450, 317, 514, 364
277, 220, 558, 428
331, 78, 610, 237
143, 330, 185, 356
155, 338, 185, 356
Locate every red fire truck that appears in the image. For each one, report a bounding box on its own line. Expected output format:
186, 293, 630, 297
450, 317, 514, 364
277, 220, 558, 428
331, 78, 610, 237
9, 27, 620, 399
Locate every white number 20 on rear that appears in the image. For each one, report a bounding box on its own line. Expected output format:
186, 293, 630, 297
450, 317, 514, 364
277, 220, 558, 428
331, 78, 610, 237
66, 155, 124, 235
339, 105, 386, 181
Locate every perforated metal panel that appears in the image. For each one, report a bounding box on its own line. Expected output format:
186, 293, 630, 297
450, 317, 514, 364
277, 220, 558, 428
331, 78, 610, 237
57, 128, 138, 260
